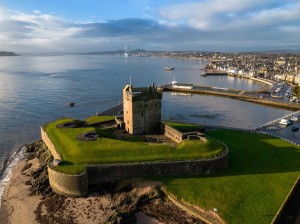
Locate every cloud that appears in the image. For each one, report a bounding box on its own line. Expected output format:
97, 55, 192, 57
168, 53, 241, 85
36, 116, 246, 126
0, 2, 300, 52
159, 0, 300, 31
0, 8, 89, 51
33, 10, 41, 14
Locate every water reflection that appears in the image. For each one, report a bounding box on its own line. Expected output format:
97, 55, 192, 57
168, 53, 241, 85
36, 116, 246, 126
136, 212, 162, 224
162, 92, 292, 129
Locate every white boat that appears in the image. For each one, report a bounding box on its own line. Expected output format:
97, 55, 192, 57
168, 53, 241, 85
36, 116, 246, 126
171, 77, 178, 86
165, 66, 175, 71
124, 45, 129, 58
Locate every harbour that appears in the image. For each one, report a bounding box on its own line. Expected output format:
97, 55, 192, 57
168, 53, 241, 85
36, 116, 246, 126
0, 55, 293, 173
0, 55, 297, 224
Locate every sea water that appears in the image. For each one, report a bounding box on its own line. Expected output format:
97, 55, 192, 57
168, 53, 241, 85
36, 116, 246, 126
0, 55, 291, 205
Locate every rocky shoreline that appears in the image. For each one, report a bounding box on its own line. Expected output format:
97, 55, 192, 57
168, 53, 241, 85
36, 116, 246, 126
0, 141, 204, 224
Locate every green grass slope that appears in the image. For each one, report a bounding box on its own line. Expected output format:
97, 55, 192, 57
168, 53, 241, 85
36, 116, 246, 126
45, 118, 224, 165
157, 129, 300, 224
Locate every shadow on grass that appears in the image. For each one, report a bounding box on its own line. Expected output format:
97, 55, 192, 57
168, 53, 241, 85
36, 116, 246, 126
95, 128, 116, 139
217, 130, 300, 176
169, 129, 300, 178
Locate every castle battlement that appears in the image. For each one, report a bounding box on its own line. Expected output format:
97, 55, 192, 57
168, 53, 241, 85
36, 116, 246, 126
123, 84, 162, 134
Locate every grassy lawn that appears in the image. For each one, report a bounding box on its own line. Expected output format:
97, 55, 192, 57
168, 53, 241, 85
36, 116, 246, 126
45, 118, 224, 173
164, 121, 203, 132
85, 115, 115, 125
157, 129, 300, 224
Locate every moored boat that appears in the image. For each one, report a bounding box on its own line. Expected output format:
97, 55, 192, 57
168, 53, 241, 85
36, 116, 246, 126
165, 66, 175, 71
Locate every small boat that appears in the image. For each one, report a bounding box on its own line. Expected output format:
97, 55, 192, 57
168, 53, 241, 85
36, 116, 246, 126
67, 102, 75, 107
171, 77, 178, 86
165, 66, 175, 71
200, 73, 207, 77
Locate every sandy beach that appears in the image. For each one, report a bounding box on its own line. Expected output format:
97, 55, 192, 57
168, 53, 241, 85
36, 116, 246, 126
0, 146, 121, 224
0, 156, 157, 224
0, 141, 204, 224
0, 158, 41, 224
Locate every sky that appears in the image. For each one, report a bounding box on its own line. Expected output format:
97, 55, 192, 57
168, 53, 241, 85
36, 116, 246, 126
0, 0, 300, 52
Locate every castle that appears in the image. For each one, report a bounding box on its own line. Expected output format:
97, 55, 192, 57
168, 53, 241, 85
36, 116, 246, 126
123, 83, 162, 134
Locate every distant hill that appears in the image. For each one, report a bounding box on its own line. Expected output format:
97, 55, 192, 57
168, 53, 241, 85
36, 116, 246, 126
84, 49, 151, 55
0, 51, 18, 56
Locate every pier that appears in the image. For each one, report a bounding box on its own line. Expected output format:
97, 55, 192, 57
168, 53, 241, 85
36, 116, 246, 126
204, 69, 228, 76
159, 83, 300, 110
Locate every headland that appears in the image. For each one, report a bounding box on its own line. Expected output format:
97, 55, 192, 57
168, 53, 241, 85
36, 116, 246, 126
1, 83, 300, 224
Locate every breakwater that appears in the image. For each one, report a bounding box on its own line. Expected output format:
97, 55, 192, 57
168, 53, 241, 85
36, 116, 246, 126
162, 86, 300, 111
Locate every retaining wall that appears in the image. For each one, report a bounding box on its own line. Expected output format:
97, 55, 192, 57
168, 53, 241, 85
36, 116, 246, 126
47, 152, 228, 197
42, 125, 228, 197
48, 164, 88, 197
87, 153, 228, 185
41, 127, 62, 160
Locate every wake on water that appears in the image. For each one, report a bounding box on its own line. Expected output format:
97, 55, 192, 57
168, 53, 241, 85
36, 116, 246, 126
0, 146, 25, 207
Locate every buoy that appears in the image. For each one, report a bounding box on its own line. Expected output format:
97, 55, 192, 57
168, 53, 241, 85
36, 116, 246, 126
67, 102, 75, 107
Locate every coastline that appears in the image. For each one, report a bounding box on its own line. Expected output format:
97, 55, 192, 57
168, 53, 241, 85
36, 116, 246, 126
0, 158, 41, 224
0, 141, 205, 224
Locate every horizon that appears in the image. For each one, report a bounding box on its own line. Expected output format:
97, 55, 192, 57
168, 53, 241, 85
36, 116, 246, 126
3, 48, 300, 55
1, 0, 300, 52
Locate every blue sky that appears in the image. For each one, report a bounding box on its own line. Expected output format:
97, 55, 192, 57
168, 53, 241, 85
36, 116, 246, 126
0, 0, 300, 52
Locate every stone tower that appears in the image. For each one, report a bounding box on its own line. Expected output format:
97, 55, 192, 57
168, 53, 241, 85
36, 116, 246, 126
123, 83, 162, 134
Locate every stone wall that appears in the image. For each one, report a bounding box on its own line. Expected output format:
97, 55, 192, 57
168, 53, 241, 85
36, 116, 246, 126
87, 152, 228, 184
123, 84, 162, 134
41, 127, 62, 160
164, 124, 183, 143
48, 164, 88, 197
164, 124, 206, 143
43, 124, 228, 197
47, 151, 228, 197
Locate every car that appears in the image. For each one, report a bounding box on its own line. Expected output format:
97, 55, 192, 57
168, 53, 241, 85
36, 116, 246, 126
292, 127, 299, 132
279, 119, 292, 126
291, 116, 299, 122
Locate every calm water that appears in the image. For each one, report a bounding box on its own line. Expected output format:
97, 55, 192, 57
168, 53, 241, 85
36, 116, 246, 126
0, 55, 292, 204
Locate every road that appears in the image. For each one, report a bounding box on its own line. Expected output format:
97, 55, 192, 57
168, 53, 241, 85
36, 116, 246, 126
259, 113, 300, 145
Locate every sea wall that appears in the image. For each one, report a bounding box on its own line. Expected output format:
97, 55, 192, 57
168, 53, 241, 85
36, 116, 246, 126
46, 151, 228, 197
250, 77, 274, 86
86, 153, 228, 185
163, 88, 300, 110
42, 125, 228, 197
41, 127, 62, 160
47, 164, 88, 197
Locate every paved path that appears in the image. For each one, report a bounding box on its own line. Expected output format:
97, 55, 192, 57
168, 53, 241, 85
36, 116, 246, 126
99, 104, 123, 116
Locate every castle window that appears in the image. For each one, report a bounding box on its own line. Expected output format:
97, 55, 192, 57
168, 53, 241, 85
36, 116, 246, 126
127, 120, 129, 124
126, 111, 128, 114
155, 103, 157, 107
141, 113, 143, 117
